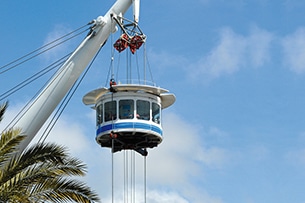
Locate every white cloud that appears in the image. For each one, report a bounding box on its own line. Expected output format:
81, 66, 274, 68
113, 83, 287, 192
146, 190, 189, 203
56, 112, 228, 203
41, 24, 75, 63
38, 116, 92, 155
281, 27, 305, 74
0, 102, 23, 131
92, 112, 228, 202
103, 189, 190, 203
1, 103, 228, 203
247, 26, 273, 67
188, 26, 273, 82
146, 112, 229, 202
196, 27, 246, 78
147, 50, 187, 77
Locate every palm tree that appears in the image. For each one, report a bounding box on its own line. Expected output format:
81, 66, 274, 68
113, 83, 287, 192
0, 102, 101, 203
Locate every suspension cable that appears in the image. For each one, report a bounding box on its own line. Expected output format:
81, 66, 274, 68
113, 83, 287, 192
111, 18, 115, 81
144, 43, 147, 84
132, 150, 136, 203
0, 52, 72, 101
144, 154, 147, 203
124, 151, 126, 203
2, 52, 73, 132
116, 53, 121, 82
38, 46, 103, 144
125, 151, 129, 203
105, 60, 112, 87
1, 24, 91, 130
5, 51, 76, 131
135, 52, 141, 84
0, 24, 90, 75
37, 78, 75, 143
112, 138, 115, 203
144, 43, 154, 85
105, 19, 117, 87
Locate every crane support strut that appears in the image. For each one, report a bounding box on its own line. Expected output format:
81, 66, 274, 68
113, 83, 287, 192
15, 0, 135, 152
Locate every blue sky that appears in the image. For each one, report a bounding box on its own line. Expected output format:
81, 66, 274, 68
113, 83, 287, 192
1, 0, 305, 202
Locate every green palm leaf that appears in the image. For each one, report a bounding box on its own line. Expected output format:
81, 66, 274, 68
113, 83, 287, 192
0, 103, 101, 203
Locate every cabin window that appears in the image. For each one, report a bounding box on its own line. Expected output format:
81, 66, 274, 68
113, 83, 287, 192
119, 99, 134, 119
136, 100, 150, 120
152, 102, 160, 124
96, 104, 103, 125
104, 101, 117, 122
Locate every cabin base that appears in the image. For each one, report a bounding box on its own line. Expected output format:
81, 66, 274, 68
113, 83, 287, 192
96, 131, 161, 156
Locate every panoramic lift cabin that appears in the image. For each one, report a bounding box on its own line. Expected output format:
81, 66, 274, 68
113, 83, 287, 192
83, 83, 175, 156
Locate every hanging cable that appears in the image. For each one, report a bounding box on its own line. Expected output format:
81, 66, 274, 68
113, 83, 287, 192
123, 151, 126, 203
105, 19, 118, 87
0, 24, 90, 75
38, 46, 103, 144
135, 52, 141, 84
5, 50, 73, 131
110, 32, 117, 202
116, 53, 121, 83
105, 60, 112, 87
2, 52, 73, 132
112, 138, 114, 203
111, 19, 115, 81
126, 150, 129, 203
0, 52, 72, 101
129, 52, 132, 84
124, 151, 128, 203
1, 23, 92, 130
144, 43, 155, 85
144, 154, 147, 203
122, 150, 137, 203
124, 50, 130, 84
111, 92, 115, 203
132, 150, 136, 203
143, 42, 147, 85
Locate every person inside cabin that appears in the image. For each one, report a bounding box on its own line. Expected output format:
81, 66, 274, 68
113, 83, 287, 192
136, 100, 150, 120
119, 100, 134, 119
106, 111, 116, 121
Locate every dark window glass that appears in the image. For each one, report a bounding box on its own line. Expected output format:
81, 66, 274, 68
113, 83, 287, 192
152, 102, 160, 124
119, 99, 134, 119
136, 100, 150, 120
96, 104, 103, 125
104, 101, 117, 122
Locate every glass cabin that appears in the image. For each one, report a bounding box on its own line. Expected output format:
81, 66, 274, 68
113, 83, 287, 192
83, 84, 175, 155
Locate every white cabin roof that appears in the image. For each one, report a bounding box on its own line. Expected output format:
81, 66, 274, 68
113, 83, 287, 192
83, 84, 175, 109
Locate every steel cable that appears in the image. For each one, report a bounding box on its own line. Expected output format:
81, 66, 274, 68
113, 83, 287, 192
0, 23, 91, 74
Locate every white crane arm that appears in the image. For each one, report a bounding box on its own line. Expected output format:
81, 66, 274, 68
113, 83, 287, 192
133, 0, 140, 23
15, 0, 133, 152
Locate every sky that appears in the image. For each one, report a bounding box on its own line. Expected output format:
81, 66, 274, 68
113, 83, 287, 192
1, 0, 305, 202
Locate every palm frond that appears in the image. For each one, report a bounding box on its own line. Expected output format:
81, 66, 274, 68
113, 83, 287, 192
0, 102, 8, 122
0, 104, 100, 202
30, 177, 100, 203
0, 142, 86, 186
19, 143, 87, 175
0, 129, 25, 168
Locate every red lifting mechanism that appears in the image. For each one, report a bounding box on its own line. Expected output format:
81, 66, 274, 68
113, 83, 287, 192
129, 35, 145, 53
112, 14, 146, 54
113, 33, 129, 52
114, 34, 145, 54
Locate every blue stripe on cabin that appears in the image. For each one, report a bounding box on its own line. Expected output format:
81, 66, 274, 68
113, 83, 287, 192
96, 122, 162, 136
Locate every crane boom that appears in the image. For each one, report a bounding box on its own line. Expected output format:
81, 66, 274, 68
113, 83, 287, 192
15, 0, 134, 152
